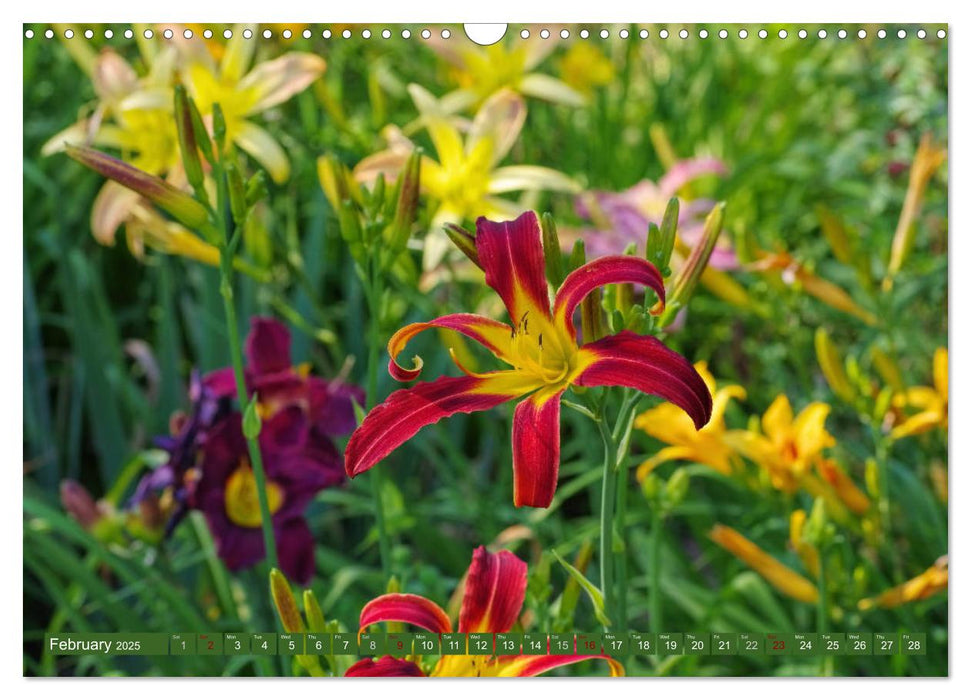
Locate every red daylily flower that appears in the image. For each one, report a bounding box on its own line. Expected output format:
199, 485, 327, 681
345, 546, 624, 677
344, 211, 711, 508
345, 211, 712, 507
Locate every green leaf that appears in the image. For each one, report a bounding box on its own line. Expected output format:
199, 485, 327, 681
552, 549, 611, 628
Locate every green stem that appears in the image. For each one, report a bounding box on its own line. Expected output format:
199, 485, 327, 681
817, 546, 832, 677
596, 413, 617, 631
649, 506, 664, 634
215, 165, 278, 572
362, 262, 392, 583
614, 464, 629, 632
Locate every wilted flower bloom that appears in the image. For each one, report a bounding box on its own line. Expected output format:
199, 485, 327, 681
635, 361, 745, 478
133, 317, 362, 583
353, 88, 579, 270
346, 546, 624, 677
345, 211, 711, 508
890, 347, 947, 440
574, 158, 733, 266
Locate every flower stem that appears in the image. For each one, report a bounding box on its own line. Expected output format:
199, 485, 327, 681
218, 240, 279, 571
649, 506, 664, 634
817, 545, 832, 677
597, 415, 617, 631
362, 263, 392, 583
214, 161, 278, 571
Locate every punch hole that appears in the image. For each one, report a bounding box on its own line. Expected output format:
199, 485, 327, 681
185, 29, 194, 39
24, 29, 33, 39
464, 24, 507, 46
639, 29, 648, 39
244, 29, 255, 39
619, 28, 629, 39
580, 29, 589, 39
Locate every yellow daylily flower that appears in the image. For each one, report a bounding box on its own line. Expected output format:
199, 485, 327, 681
858, 555, 948, 610
182, 23, 326, 183
635, 361, 745, 478
890, 347, 947, 440
352, 87, 579, 269
426, 34, 584, 111
556, 42, 615, 96
709, 524, 819, 603
728, 394, 836, 493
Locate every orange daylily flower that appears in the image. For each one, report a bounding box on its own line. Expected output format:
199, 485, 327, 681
858, 556, 948, 611
890, 347, 947, 440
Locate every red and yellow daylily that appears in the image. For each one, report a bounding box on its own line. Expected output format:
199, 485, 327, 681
345, 546, 623, 677
344, 211, 712, 507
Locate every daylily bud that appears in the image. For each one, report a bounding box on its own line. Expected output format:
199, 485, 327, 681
816, 205, 854, 265
802, 497, 830, 548
303, 589, 327, 633
242, 394, 262, 439
870, 346, 904, 393
580, 286, 605, 344
386, 575, 401, 594
641, 473, 662, 501
336, 198, 365, 261
541, 212, 566, 287
189, 96, 215, 167
390, 150, 422, 254
226, 163, 248, 227
212, 103, 227, 154
654, 198, 680, 276
66, 145, 211, 233
873, 386, 894, 425
444, 223, 481, 269
245, 171, 268, 208
317, 155, 345, 212
663, 202, 725, 326
815, 328, 855, 403
884, 133, 947, 291
270, 568, 306, 633
174, 84, 205, 192
567, 239, 586, 274
665, 468, 691, 506
60, 479, 104, 530
864, 458, 880, 500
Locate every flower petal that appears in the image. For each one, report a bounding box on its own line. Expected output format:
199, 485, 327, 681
359, 593, 453, 634
519, 73, 586, 107
512, 390, 564, 508
658, 157, 728, 197
458, 547, 527, 634
493, 654, 625, 677
553, 256, 666, 339
387, 313, 515, 381
345, 656, 425, 677
574, 331, 712, 430
467, 89, 526, 165
91, 181, 140, 245
344, 372, 542, 477
933, 347, 948, 402
487, 165, 580, 195
245, 317, 292, 376
238, 52, 326, 115
233, 120, 291, 184
475, 211, 552, 324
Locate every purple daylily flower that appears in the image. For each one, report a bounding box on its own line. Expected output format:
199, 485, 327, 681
574, 157, 737, 270
134, 317, 364, 582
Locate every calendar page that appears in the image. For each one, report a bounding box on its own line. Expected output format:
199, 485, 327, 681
21, 19, 948, 681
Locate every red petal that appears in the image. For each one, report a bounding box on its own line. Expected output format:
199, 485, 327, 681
475, 212, 552, 325
245, 317, 292, 375
387, 313, 515, 382
344, 372, 539, 477
345, 656, 425, 677
458, 547, 527, 634
494, 654, 625, 677
512, 391, 564, 508
574, 331, 712, 429
359, 593, 453, 634
553, 256, 666, 339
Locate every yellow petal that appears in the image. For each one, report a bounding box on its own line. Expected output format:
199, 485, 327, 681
636, 445, 699, 481
91, 181, 140, 245
890, 410, 943, 440
711, 384, 746, 427
233, 121, 290, 184
519, 73, 586, 107
793, 402, 835, 461
933, 347, 948, 402
859, 557, 947, 610
762, 395, 793, 441
709, 524, 818, 603
220, 24, 257, 83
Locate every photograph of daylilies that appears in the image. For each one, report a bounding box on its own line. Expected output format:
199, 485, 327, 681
23, 23, 947, 677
